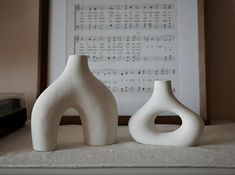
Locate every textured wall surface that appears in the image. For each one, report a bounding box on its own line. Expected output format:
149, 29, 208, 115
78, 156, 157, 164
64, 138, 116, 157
0, 0, 39, 117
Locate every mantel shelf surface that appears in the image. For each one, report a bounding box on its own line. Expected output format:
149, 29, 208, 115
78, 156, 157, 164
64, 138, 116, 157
0, 121, 235, 168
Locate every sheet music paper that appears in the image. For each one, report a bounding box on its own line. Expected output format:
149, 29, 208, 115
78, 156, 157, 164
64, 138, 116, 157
66, 0, 180, 115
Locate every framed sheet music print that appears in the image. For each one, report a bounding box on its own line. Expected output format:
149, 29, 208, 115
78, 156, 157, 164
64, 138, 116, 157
39, 0, 207, 124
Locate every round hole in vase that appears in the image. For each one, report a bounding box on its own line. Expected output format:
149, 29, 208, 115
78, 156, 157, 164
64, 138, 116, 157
154, 112, 182, 132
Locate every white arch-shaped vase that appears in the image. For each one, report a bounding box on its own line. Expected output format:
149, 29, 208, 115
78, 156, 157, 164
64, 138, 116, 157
128, 81, 204, 146
31, 55, 118, 151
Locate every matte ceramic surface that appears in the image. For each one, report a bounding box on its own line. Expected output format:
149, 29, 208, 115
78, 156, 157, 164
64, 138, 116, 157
128, 81, 204, 146
31, 55, 118, 151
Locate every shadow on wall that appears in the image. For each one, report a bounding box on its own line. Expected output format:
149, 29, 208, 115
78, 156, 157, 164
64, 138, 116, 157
205, 0, 235, 121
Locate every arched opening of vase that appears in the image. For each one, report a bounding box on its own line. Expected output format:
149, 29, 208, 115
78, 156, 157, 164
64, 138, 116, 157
56, 108, 84, 150
60, 108, 81, 124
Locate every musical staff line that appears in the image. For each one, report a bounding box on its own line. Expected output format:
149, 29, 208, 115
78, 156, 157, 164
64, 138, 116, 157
92, 68, 176, 76
75, 23, 175, 30
75, 4, 175, 11
105, 84, 175, 93
88, 55, 175, 62
107, 86, 153, 93
75, 35, 175, 42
